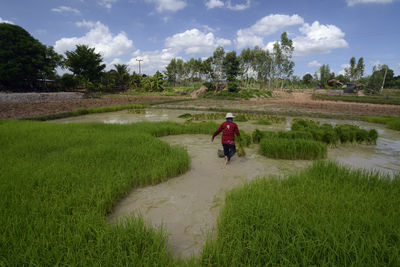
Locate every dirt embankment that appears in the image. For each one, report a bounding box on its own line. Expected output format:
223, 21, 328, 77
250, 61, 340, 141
0, 92, 183, 119
1, 91, 400, 119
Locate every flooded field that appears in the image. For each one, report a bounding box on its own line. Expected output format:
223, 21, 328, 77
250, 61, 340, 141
56, 109, 400, 258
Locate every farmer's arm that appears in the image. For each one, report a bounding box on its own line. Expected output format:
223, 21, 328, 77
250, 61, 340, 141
212, 124, 224, 141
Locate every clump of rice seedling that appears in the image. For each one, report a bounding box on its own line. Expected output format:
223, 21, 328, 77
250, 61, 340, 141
277, 130, 313, 140
368, 129, 378, 144
259, 137, 327, 160
291, 118, 319, 131
234, 114, 248, 122
178, 113, 192, 118
127, 108, 146, 114
253, 119, 271, 125
252, 129, 278, 144
291, 119, 378, 145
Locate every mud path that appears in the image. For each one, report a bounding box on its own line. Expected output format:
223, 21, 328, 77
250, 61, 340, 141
109, 135, 310, 258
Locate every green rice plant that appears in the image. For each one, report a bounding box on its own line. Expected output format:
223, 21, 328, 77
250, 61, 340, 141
238, 130, 251, 147
291, 118, 320, 131
234, 114, 248, 122
189, 112, 285, 124
127, 108, 146, 114
253, 119, 271, 125
259, 137, 327, 160
178, 113, 192, 119
363, 116, 400, 131
277, 130, 314, 140
292, 119, 377, 145
200, 161, 400, 266
252, 129, 278, 144
368, 129, 379, 144
0, 120, 222, 266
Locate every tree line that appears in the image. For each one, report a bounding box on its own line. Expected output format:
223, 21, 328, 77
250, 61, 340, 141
1, 22, 399, 93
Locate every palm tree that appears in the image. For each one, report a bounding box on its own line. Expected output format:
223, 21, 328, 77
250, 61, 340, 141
113, 64, 130, 90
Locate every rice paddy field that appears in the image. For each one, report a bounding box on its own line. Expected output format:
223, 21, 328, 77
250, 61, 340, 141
1, 108, 400, 266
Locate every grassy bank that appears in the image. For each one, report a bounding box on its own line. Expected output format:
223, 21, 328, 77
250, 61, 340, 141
312, 94, 400, 105
200, 161, 400, 266
0, 120, 217, 266
363, 116, 400, 131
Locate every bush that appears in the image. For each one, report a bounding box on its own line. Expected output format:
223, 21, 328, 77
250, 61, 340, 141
227, 81, 239, 93
259, 137, 327, 160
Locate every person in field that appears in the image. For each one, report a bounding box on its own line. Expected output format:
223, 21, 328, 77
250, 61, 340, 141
212, 113, 240, 165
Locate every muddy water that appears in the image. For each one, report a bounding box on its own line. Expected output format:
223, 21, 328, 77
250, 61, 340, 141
56, 109, 400, 258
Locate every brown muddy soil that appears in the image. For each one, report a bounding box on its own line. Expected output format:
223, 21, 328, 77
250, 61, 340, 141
2, 91, 400, 119
0, 94, 184, 119
159, 92, 400, 117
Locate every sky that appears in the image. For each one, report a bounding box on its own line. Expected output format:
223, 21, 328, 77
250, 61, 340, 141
1, 0, 400, 77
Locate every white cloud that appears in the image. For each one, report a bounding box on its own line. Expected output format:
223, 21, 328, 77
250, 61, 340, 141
205, 0, 224, 9
145, 0, 187, 12
54, 21, 134, 59
235, 14, 304, 48
0, 17, 14, 24
51, 6, 80, 15
293, 21, 348, 56
346, 0, 393, 6
227, 0, 251, 10
98, 0, 117, 9
308, 60, 322, 67
128, 48, 177, 74
165, 28, 231, 54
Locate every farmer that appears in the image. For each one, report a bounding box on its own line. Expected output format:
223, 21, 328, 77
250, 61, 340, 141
212, 113, 240, 165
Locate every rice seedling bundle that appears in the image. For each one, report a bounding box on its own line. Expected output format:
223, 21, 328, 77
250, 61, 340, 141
259, 137, 327, 160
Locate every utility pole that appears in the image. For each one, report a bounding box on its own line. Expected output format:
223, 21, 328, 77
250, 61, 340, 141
136, 59, 143, 76
381, 67, 388, 93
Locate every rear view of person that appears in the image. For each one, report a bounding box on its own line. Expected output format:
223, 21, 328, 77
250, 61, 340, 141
212, 113, 240, 165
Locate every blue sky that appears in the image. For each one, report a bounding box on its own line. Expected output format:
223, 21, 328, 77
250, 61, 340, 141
1, 0, 399, 77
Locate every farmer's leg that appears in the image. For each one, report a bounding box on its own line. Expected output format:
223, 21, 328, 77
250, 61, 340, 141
226, 144, 236, 161
230, 145, 236, 158
223, 144, 230, 158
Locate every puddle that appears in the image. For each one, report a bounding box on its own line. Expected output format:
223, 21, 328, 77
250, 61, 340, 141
56, 109, 400, 258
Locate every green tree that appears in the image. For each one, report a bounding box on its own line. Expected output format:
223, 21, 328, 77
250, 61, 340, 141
251, 46, 272, 89
223, 51, 240, 82
212, 46, 226, 83
165, 58, 178, 86
345, 57, 365, 82
368, 64, 394, 92
112, 64, 130, 90
318, 64, 331, 88
239, 48, 254, 88
65, 45, 106, 85
302, 73, 313, 86
0, 23, 62, 91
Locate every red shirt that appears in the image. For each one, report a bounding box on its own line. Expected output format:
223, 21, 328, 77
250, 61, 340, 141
212, 121, 240, 145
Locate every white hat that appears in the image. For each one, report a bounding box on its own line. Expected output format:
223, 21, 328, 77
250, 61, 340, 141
225, 112, 234, 118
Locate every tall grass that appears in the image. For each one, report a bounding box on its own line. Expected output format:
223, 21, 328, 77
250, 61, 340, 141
259, 137, 327, 160
363, 116, 400, 131
200, 161, 400, 266
0, 120, 217, 266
